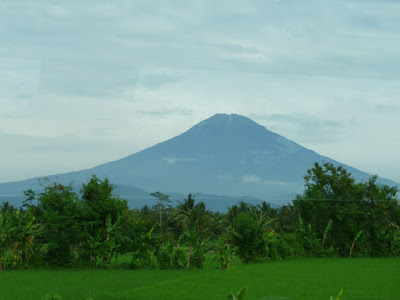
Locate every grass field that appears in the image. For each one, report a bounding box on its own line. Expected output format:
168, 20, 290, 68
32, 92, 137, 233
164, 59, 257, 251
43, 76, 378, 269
0, 257, 399, 300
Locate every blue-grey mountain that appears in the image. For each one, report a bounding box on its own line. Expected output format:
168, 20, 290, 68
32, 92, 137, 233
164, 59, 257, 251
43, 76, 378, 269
0, 114, 398, 209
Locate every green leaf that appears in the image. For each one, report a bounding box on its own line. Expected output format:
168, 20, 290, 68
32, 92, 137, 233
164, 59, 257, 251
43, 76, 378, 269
333, 288, 344, 300
237, 286, 248, 300
227, 292, 237, 300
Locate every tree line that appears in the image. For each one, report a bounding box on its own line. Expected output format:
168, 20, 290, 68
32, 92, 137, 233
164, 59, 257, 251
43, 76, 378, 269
0, 162, 399, 270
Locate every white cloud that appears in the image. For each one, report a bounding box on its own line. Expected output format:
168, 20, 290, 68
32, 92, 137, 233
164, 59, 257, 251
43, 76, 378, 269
243, 175, 288, 186
162, 157, 197, 164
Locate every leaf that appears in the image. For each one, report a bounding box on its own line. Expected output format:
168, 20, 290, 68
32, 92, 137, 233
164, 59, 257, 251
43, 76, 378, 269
333, 288, 344, 300
147, 227, 154, 239
354, 230, 363, 242
324, 219, 333, 237
227, 292, 237, 300
237, 286, 248, 300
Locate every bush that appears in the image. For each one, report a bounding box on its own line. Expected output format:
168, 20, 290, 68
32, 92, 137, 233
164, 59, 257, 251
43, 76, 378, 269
156, 248, 172, 269
265, 233, 311, 260
125, 249, 154, 269
173, 248, 186, 269
216, 237, 232, 270
191, 249, 205, 269
231, 214, 266, 263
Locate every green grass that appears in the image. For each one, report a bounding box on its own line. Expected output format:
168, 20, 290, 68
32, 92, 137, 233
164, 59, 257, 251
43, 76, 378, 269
1, 257, 399, 299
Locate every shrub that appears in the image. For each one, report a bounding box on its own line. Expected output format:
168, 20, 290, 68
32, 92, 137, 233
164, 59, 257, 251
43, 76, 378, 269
191, 248, 205, 269
173, 248, 186, 269
156, 248, 172, 269
126, 249, 154, 269
216, 237, 232, 270
231, 214, 266, 263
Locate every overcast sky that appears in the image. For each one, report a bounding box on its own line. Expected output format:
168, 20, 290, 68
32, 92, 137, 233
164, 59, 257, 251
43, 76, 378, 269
1, 0, 400, 184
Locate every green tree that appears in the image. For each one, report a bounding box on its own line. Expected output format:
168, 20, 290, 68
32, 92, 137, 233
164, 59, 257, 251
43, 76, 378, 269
150, 192, 171, 236
80, 175, 129, 265
180, 224, 209, 269
231, 213, 266, 263
216, 234, 232, 270
227, 202, 251, 223
360, 176, 399, 256
22, 189, 36, 209
38, 183, 80, 266
0, 208, 40, 269
293, 162, 400, 256
173, 194, 213, 240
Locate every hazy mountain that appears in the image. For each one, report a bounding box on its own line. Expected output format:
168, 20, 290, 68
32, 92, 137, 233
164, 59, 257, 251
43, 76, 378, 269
0, 114, 398, 209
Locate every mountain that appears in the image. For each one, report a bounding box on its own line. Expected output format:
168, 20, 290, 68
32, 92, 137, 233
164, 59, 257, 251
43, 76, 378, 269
0, 114, 398, 209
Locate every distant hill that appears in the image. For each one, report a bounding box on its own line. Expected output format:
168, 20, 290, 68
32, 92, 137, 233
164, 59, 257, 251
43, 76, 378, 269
0, 113, 398, 210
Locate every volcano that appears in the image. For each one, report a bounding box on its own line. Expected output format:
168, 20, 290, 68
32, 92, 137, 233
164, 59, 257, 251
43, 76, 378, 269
0, 114, 398, 208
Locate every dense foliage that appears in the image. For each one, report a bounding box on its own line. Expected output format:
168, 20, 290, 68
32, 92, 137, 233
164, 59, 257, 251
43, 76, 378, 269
0, 163, 399, 270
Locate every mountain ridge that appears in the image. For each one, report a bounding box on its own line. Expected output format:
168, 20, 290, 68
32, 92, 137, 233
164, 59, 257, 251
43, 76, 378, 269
1, 113, 398, 209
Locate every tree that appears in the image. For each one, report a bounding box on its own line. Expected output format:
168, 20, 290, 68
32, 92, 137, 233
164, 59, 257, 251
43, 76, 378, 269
227, 202, 251, 223
0, 201, 15, 214
180, 224, 209, 269
231, 213, 266, 263
173, 194, 213, 240
22, 189, 36, 208
80, 175, 129, 265
81, 175, 126, 225
0, 208, 42, 269
38, 183, 80, 266
360, 175, 400, 256
216, 234, 232, 270
150, 192, 171, 236
293, 162, 400, 256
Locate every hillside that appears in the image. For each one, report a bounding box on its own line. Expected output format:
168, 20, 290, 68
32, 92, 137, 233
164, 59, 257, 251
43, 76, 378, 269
0, 114, 398, 208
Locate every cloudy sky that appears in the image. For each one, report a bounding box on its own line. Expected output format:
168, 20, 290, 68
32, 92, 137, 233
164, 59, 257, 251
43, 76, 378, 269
1, 0, 400, 183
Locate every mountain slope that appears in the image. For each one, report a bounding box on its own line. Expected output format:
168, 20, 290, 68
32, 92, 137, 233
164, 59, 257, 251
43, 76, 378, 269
0, 114, 398, 206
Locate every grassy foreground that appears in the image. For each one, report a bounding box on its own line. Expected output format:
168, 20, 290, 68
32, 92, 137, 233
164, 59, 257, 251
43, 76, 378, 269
1, 258, 399, 300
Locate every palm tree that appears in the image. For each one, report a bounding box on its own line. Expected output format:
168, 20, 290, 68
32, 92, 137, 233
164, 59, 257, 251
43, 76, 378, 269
227, 201, 251, 222
181, 225, 197, 269
177, 193, 195, 211
173, 194, 213, 240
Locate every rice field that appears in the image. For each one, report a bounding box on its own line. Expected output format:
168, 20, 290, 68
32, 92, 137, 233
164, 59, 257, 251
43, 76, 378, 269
0, 257, 399, 300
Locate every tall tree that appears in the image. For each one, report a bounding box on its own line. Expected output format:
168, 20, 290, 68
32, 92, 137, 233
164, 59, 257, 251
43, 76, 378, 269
38, 183, 80, 266
150, 192, 171, 236
80, 175, 129, 265
293, 162, 400, 256
174, 194, 213, 240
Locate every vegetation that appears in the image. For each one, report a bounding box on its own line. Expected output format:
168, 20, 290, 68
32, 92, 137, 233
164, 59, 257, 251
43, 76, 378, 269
294, 163, 400, 257
228, 286, 248, 300
0, 162, 399, 298
0, 163, 399, 271
0, 258, 398, 299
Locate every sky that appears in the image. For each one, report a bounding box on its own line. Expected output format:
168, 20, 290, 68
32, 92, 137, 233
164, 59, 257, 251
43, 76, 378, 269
1, 0, 400, 184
